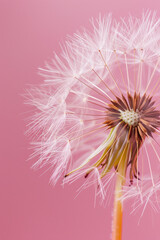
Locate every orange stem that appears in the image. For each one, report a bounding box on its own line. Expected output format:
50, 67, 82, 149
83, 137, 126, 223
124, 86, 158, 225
111, 141, 129, 240
112, 173, 123, 240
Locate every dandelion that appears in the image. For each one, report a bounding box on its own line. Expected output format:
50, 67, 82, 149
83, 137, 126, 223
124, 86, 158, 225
26, 11, 160, 240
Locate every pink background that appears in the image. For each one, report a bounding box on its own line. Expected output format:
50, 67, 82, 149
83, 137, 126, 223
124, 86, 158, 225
1, 0, 160, 239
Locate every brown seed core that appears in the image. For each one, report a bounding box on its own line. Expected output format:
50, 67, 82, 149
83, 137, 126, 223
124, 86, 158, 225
104, 92, 160, 142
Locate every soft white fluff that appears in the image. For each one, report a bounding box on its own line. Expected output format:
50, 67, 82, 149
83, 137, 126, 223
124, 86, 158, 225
26, 12, 160, 207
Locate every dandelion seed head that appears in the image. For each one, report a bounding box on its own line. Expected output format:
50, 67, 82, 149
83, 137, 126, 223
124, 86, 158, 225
26, 11, 160, 213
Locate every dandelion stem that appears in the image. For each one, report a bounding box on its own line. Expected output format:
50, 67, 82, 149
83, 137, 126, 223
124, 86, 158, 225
112, 172, 123, 240
112, 142, 128, 240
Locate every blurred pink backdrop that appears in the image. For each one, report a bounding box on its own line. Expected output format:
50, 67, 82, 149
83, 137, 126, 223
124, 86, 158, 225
1, 0, 160, 239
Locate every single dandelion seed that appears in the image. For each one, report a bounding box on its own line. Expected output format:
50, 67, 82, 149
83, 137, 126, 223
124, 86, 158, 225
25, 11, 160, 240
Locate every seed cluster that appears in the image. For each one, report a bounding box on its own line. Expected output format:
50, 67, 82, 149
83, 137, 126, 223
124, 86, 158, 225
120, 109, 139, 126
105, 92, 160, 141
102, 92, 160, 183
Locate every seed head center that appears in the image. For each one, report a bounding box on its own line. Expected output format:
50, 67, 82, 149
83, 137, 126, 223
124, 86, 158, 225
120, 109, 139, 126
